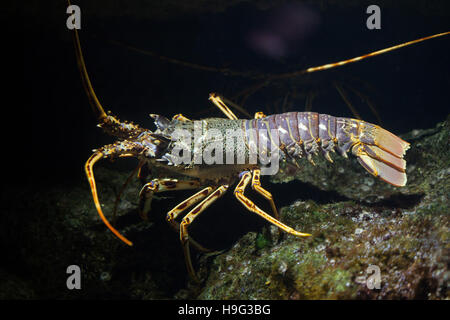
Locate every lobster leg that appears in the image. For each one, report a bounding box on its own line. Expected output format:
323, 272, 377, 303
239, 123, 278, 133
208, 93, 238, 120
234, 171, 311, 238
166, 187, 214, 253
180, 185, 229, 282
139, 179, 211, 253
251, 169, 279, 220
139, 178, 200, 219
334, 82, 361, 120
166, 187, 213, 231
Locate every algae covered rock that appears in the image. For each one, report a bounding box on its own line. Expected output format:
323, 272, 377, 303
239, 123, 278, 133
197, 115, 450, 299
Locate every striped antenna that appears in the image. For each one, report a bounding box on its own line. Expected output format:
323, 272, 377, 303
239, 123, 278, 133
273, 31, 450, 79
69, 0, 107, 120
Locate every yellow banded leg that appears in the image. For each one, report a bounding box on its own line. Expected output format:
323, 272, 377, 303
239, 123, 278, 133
139, 179, 209, 252
139, 179, 200, 220
251, 169, 279, 220
234, 171, 311, 238
180, 185, 229, 281
208, 93, 238, 120
166, 187, 214, 253
166, 187, 213, 231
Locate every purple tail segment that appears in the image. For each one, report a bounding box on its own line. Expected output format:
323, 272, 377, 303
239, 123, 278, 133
243, 112, 410, 187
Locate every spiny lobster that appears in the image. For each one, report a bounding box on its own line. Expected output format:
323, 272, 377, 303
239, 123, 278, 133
70, 20, 449, 281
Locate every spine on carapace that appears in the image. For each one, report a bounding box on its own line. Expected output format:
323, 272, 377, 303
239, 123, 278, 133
243, 112, 410, 186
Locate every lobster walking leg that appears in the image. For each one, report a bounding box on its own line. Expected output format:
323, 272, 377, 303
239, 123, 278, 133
209, 93, 238, 120
139, 178, 200, 219
139, 179, 212, 252
251, 169, 279, 220
166, 187, 213, 231
180, 185, 229, 281
166, 187, 214, 253
234, 171, 311, 238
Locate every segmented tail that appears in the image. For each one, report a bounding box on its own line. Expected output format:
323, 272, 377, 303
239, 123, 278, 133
244, 112, 410, 187
318, 115, 410, 187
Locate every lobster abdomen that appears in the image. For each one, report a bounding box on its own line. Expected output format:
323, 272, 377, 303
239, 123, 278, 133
243, 112, 409, 186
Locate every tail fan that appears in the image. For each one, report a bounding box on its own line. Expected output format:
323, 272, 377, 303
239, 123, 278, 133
353, 126, 410, 187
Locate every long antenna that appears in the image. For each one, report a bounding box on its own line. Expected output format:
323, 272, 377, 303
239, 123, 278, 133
68, 0, 107, 120
109, 31, 450, 80
272, 31, 450, 79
